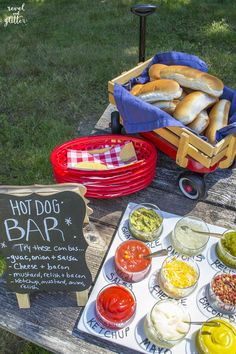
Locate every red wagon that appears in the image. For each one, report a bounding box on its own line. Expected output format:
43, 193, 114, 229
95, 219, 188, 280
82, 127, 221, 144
108, 61, 236, 199
108, 4, 236, 200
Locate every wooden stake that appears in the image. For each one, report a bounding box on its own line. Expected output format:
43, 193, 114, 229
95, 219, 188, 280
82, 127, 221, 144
219, 135, 236, 168
16, 293, 30, 309
76, 290, 88, 306
176, 132, 189, 168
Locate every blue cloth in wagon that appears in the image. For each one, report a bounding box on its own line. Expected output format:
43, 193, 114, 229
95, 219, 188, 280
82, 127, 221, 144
114, 51, 236, 143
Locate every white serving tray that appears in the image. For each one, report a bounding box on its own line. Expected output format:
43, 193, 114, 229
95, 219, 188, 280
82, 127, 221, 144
76, 203, 236, 354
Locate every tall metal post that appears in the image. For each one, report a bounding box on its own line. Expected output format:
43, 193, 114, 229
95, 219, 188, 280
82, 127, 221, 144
139, 16, 146, 62
131, 4, 157, 62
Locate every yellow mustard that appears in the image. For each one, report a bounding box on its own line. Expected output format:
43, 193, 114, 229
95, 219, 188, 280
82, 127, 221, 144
196, 318, 236, 354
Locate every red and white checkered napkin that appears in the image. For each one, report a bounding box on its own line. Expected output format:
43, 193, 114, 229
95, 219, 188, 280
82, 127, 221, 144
67, 141, 137, 170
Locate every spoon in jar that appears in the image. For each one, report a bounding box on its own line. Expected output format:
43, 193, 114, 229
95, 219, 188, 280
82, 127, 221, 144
180, 225, 223, 238
143, 249, 168, 259
183, 321, 221, 327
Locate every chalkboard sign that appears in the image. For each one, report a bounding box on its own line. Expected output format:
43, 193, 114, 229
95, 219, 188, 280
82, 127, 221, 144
0, 191, 92, 294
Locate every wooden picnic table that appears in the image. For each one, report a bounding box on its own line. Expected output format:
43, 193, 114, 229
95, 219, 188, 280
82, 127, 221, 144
0, 104, 235, 354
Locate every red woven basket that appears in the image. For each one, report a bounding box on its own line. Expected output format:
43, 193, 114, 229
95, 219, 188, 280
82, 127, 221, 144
50, 135, 157, 198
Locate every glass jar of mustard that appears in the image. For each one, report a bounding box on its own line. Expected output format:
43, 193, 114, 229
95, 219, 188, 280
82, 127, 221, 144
196, 318, 236, 354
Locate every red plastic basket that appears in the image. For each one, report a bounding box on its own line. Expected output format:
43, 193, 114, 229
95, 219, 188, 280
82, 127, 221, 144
54, 166, 155, 186
50, 135, 157, 198
54, 169, 155, 192
54, 160, 156, 183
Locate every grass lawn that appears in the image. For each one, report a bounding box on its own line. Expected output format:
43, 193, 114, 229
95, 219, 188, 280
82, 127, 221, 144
0, 0, 235, 353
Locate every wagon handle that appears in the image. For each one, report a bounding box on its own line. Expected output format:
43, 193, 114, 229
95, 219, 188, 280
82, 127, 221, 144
131, 4, 157, 62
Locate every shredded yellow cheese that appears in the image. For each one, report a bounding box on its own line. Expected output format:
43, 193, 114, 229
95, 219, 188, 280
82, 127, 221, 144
163, 257, 197, 288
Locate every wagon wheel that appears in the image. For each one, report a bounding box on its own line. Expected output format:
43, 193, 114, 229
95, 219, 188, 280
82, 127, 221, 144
178, 172, 206, 200
111, 111, 123, 134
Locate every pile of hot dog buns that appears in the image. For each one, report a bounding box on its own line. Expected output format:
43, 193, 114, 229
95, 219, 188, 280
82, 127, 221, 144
130, 64, 231, 144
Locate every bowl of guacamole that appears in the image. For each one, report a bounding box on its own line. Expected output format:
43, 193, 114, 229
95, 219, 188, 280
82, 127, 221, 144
128, 203, 163, 242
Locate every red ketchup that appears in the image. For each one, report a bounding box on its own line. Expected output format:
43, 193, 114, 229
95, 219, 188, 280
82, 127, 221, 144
95, 284, 136, 329
115, 240, 151, 283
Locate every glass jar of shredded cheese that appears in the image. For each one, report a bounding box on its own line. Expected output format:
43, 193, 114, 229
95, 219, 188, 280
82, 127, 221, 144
171, 216, 209, 256
159, 255, 199, 298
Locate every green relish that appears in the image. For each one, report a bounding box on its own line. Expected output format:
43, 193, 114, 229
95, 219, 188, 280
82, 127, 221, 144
222, 231, 236, 257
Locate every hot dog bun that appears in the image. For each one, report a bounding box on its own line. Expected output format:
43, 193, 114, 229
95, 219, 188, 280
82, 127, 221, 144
187, 110, 209, 134
152, 100, 180, 114
130, 84, 143, 96
173, 91, 217, 125
205, 99, 231, 144
133, 79, 183, 102
179, 90, 187, 100
149, 64, 167, 81
160, 65, 224, 97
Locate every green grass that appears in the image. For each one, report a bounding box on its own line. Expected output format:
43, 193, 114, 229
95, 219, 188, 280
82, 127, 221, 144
0, 0, 235, 352
0, 331, 50, 354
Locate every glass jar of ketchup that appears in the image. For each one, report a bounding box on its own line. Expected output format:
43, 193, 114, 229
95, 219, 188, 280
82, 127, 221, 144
95, 284, 136, 329
114, 240, 151, 283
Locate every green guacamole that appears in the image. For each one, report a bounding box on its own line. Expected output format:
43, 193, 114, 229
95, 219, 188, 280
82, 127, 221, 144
130, 207, 162, 233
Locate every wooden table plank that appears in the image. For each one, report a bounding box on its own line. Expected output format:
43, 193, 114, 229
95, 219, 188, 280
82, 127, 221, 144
0, 104, 235, 354
152, 159, 236, 210
90, 187, 236, 230
1, 184, 235, 354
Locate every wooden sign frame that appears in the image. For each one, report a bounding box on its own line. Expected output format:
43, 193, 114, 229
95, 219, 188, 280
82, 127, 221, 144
0, 183, 93, 309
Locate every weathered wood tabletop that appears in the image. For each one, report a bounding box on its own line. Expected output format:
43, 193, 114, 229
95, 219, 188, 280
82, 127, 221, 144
0, 104, 235, 354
